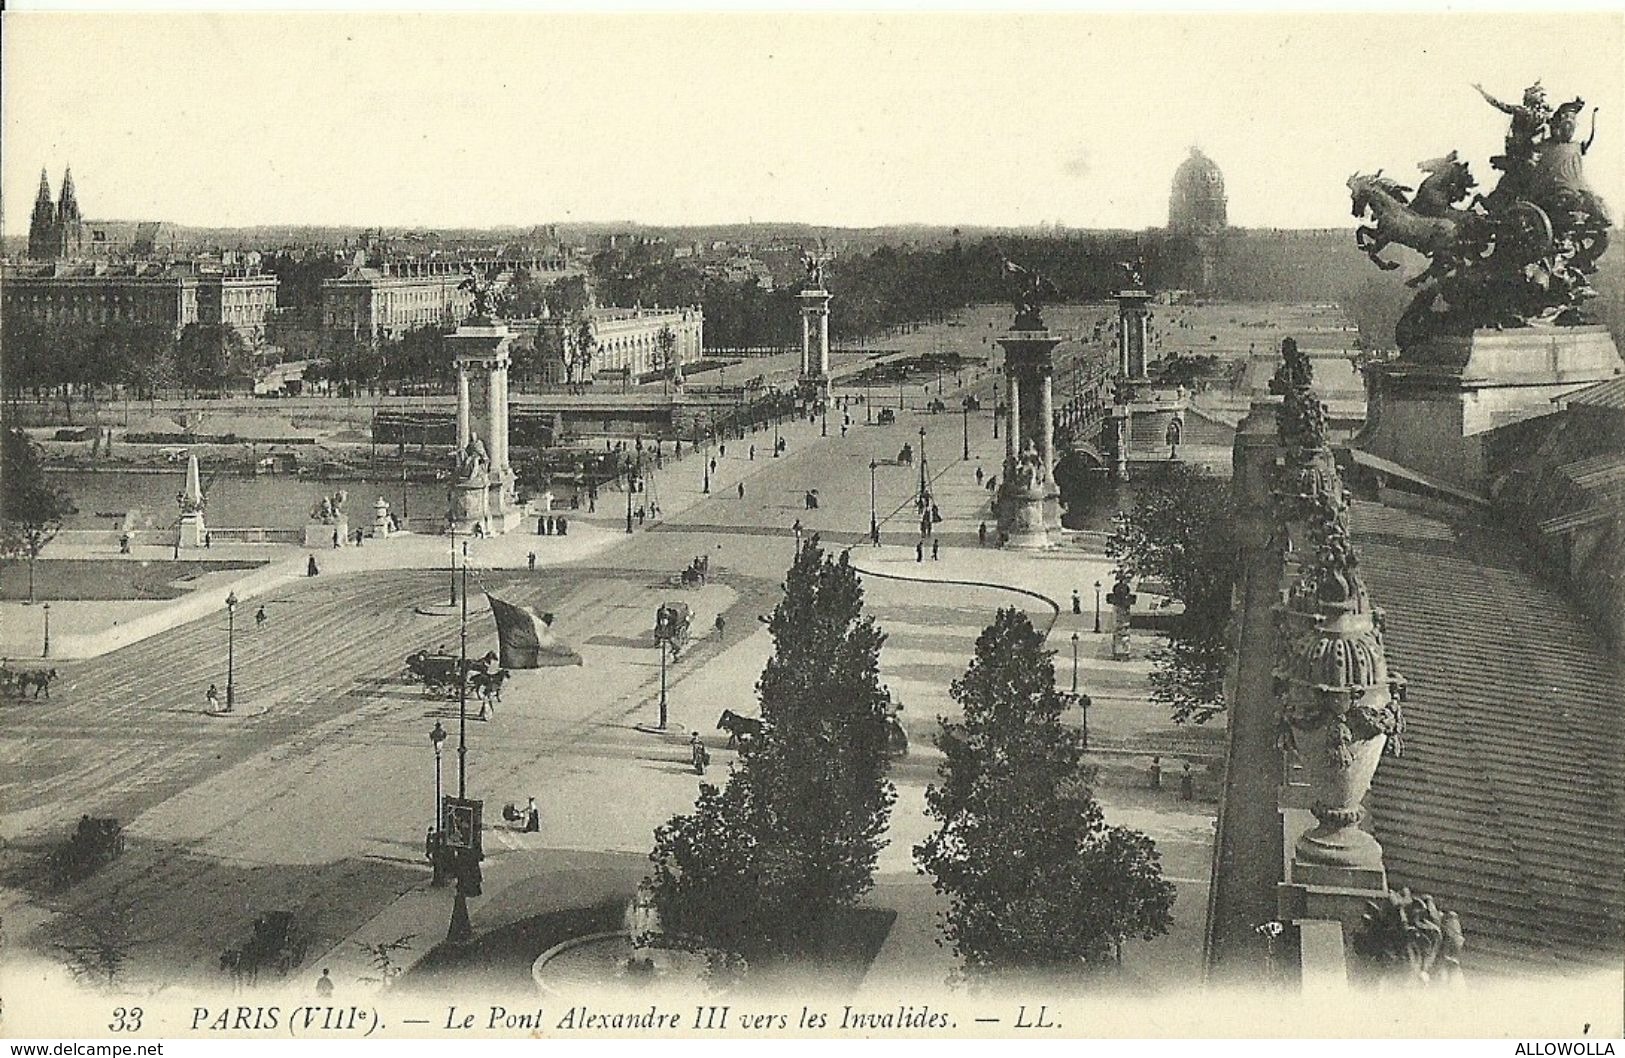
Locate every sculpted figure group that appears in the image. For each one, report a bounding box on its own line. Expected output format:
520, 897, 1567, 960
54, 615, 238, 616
1348, 81, 1611, 345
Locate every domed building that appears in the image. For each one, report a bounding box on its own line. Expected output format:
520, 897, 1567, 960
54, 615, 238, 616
1168, 147, 1228, 234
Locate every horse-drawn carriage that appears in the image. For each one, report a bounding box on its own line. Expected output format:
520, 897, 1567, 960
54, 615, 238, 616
405, 649, 507, 705
0, 662, 58, 699
672, 554, 710, 588
221, 910, 309, 986
45, 815, 125, 890
876, 408, 896, 426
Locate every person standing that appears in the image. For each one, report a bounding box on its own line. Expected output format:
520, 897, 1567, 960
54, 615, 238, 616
315, 968, 334, 998
1073, 589, 1082, 615
1180, 762, 1194, 801
1150, 755, 1163, 790
528, 551, 537, 572
206, 683, 221, 712
978, 522, 988, 546
975, 466, 984, 486
931, 538, 940, 561
749, 444, 756, 461
737, 481, 745, 499
915, 540, 924, 563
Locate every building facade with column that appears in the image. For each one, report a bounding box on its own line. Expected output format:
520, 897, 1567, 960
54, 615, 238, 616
319, 260, 473, 342
1, 261, 279, 342
587, 305, 704, 379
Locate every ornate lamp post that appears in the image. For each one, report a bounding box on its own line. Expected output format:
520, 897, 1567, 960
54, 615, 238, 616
869, 458, 880, 540
429, 721, 447, 887
702, 456, 710, 494
1071, 631, 1080, 693
773, 414, 781, 457
447, 521, 458, 608
821, 401, 828, 437
625, 457, 635, 534
918, 427, 929, 508
961, 396, 972, 461
41, 603, 51, 659
224, 591, 238, 711
866, 382, 873, 423
1094, 579, 1103, 634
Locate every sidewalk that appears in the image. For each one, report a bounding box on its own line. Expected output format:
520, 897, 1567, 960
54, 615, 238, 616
3, 520, 622, 660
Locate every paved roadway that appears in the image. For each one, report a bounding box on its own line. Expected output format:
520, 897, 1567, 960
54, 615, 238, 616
1, 363, 1217, 994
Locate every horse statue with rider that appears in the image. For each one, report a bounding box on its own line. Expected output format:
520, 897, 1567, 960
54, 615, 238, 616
1349, 80, 1610, 346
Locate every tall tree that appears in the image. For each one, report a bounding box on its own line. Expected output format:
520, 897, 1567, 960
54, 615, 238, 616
915, 608, 1175, 979
649, 544, 897, 959
2, 428, 73, 604
1105, 464, 1237, 723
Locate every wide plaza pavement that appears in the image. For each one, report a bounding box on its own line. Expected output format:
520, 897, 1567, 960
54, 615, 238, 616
0, 364, 1221, 999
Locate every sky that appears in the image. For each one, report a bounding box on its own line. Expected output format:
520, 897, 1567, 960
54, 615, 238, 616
2, 10, 1623, 234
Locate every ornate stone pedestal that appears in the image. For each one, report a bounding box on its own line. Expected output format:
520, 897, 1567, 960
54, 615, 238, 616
798, 287, 832, 400
304, 517, 347, 548
1359, 325, 1623, 492
1002, 480, 1051, 549
996, 328, 1062, 543
178, 511, 206, 548
447, 321, 523, 536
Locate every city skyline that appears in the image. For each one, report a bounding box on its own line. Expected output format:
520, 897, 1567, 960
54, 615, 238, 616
4, 12, 1623, 236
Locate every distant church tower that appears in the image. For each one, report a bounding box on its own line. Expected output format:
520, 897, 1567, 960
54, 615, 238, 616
1168, 147, 1228, 234
27, 165, 84, 261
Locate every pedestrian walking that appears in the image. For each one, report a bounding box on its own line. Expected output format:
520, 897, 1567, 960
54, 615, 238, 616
205, 532, 212, 549
255, 605, 267, 629
719, 444, 726, 458
932, 538, 940, 561
307, 555, 320, 577
978, 521, 988, 546
332, 530, 340, 549
206, 683, 221, 711
1180, 762, 1194, 801
1073, 589, 1082, 615
916, 540, 924, 563
120, 533, 132, 554
737, 481, 745, 499
975, 466, 984, 486
528, 551, 537, 571
315, 968, 334, 998
749, 444, 756, 460
1150, 755, 1163, 790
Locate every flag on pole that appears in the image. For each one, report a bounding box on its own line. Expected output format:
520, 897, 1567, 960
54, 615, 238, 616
486, 593, 583, 668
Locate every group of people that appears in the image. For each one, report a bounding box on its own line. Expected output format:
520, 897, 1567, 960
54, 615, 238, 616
535, 514, 569, 536
1148, 756, 1197, 801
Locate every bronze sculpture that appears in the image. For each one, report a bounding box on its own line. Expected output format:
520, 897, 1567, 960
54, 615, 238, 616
1351, 81, 1611, 345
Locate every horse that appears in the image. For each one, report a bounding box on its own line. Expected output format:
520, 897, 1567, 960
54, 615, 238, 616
470, 668, 508, 705
16, 668, 58, 699
1348, 171, 1486, 280
717, 709, 764, 748
1412, 152, 1477, 217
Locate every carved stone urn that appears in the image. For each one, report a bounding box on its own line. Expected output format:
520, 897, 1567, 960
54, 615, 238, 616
1287, 593, 1401, 870
1282, 524, 1404, 871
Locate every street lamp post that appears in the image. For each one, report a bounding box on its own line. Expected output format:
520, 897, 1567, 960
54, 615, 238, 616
1071, 631, 1079, 694
1094, 580, 1103, 634
866, 383, 873, 423
458, 543, 469, 799
447, 522, 458, 607
658, 635, 669, 729
821, 401, 828, 437
429, 721, 447, 887
446, 542, 474, 943
869, 459, 879, 541
961, 396, 971, 461
918, 427, 929, 508
773, 415, 780, 457
42, 603, 51, 659
625, 457, 635, 534
702, 456, 710, 494
225, 591, 238, 711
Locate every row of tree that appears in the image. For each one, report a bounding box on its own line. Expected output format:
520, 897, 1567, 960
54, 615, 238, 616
648, 543, 1176, 979
3, 318, 253, 409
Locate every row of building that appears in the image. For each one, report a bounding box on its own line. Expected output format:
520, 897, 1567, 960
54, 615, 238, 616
5, 167, 704, 377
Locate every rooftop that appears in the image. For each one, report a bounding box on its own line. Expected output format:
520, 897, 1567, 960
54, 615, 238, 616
1356, 499, 1625, 974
